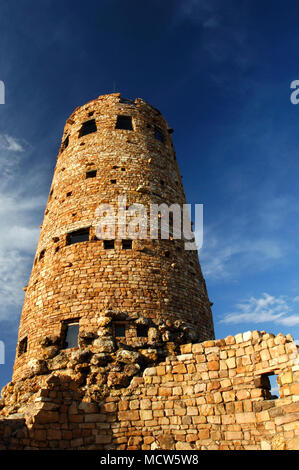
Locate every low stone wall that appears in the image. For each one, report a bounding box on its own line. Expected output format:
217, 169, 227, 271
0, 416, 28, 450
0, 330, 298, 450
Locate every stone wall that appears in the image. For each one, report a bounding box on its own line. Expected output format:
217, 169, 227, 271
0, 330, 298, 450
13, 92, 214, 382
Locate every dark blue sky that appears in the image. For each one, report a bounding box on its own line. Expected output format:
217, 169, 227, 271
1, 0, 299, 389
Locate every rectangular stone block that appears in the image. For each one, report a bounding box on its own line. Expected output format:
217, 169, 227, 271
235, 412, 256, 424
118, 410, 140, 421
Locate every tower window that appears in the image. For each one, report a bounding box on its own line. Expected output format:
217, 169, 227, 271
79, 119, 97, 137
154, 127, 164, 143
61, 135, 69, 151
137, 325, 148, 337
113, 322, 127, 338
67, 228, 90, 245
66, 191, 72, 197
255, 373, 280, 400
39, 249, 46, 260
122, 239, 132, 250
104, 239, 115, 250
115, 115, 133, 130
86, 170, 97, 179
110, 179, 117, 184
63, 321, 79, 349
18, 337, 28, 356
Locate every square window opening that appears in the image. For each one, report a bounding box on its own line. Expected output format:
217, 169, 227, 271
122, 239, 132, 250
255, 373, 280, 400
115, 115, 133, 130
104, 240, 115, 250
137, 325, 148, 337
79, 119, 97, 138
113, 322, 126, 338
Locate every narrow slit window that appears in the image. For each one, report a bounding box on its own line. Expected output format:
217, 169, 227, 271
79, 119, 97, 137
269, 375, 280, 399
67, 228, 90, 246
115, 115, 133, 130
154, 127, 164, 143
39, 249, 45, 260
86, 170, 97, 179
110, 179, 117, 184
62, 135, 69, 151
122, 239, 132, 250
104, 240, 115, 250
66, 191, 72, 197
18, 337, 28, 356
63, 321, 79, 349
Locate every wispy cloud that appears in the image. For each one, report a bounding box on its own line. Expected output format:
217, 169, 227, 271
196, 189, 299, 282
198, 224, 286, 281
221, 292, 299, 326
0, 134, 25, 152
0, 142, 45, 322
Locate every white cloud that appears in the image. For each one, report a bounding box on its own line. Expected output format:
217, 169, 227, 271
221, 292, 299, 326
0, 134, 25, 152
0, 144, 45, 322
197, 225, 285, 281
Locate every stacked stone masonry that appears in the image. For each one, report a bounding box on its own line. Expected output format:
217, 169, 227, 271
0, 94, 298, 450
0, 331, 298, 450
12, 92, 214, 382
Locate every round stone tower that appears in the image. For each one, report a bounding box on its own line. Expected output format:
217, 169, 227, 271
12, 93, 214, 384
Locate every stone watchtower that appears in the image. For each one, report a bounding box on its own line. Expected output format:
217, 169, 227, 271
11, 93, 214, 398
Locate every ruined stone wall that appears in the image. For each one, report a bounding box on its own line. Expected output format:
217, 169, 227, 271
0, 331, 298, 450
13, 92, 214, 382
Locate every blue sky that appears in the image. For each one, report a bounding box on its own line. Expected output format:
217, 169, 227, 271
1, 0, 299, 390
